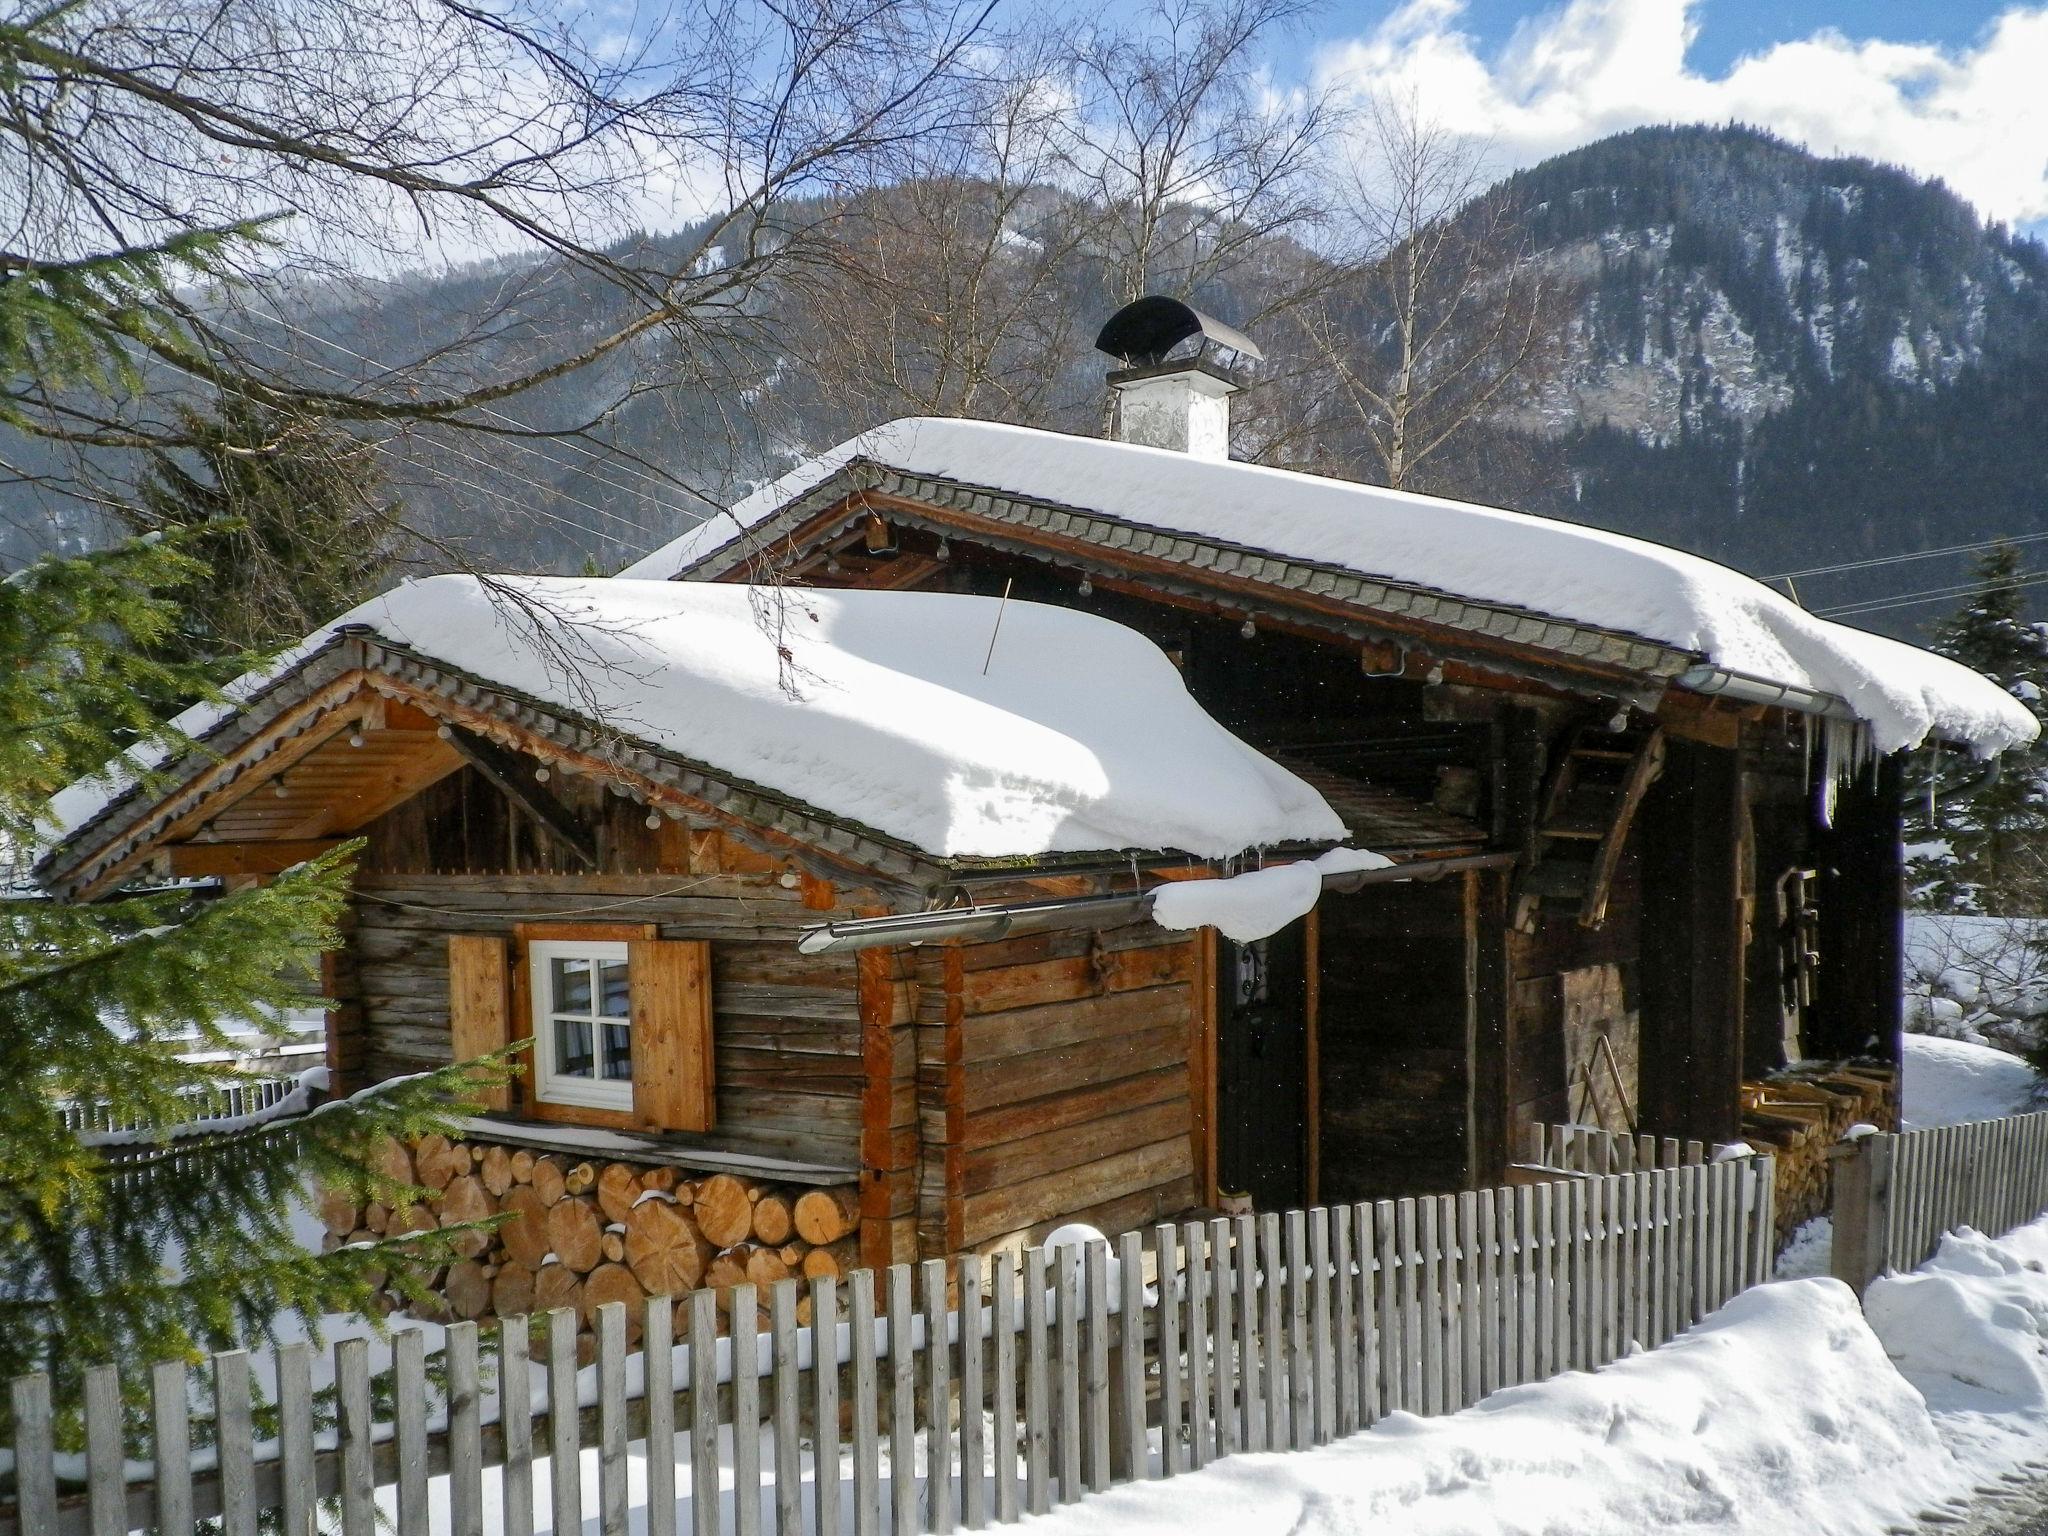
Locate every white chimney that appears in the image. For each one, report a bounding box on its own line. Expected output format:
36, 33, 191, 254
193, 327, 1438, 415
1110, 367, 1239, 460
1095, 295, 1262, 462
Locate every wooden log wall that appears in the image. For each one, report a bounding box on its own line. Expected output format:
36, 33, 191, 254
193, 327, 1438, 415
318, 1132, 862, 1360
1317, 877, 1476, 1201
1506, 845, 1644, 1160
918, 921, 1200, 1257
350, 766, 881, 1170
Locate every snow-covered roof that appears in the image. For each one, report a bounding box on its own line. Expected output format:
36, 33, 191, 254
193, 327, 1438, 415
47, 576, 1345, 865
619, 418, 2036, 757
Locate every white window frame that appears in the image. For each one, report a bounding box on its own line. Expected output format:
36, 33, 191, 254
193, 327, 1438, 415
528, 939, 634, 1112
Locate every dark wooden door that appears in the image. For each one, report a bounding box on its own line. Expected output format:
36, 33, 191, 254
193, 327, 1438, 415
1215, 919, 1309, 1210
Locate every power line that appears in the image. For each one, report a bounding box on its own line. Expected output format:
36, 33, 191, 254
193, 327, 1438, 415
1816, 570, 2048, 620
1769, 528, 2048, 583
210, 317, 665, 545
233, 308, 692, 510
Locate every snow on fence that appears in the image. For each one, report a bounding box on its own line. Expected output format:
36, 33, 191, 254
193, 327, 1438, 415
56, 1076, 301, 1145
1831, 1108, 2048, 1294
2, 1158, 1777, 1536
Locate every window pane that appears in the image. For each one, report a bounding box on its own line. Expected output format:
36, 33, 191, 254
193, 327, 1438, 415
598, 959, 630, 1019
601, 1022, 633, 1081
551, 957, 593, 1013
554, 1016, 595, 1078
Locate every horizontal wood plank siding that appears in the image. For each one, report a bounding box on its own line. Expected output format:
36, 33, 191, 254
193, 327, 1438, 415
353, 768, 875, 1169
950, 922, 1199, 1250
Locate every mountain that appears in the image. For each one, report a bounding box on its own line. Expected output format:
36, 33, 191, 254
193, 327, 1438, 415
1491, 126, 2048, 626
7, 124, 2046, 640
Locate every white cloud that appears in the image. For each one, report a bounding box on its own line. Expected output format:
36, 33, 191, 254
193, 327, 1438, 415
1315, 0, 2048, 226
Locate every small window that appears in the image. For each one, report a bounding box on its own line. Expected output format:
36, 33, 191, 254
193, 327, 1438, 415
529, 940, 634, 1111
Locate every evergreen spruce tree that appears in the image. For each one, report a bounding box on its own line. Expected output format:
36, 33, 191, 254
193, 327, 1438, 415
1908, 542, 2048, 914
122, 397, 403, 679
0, 238, 490, 1413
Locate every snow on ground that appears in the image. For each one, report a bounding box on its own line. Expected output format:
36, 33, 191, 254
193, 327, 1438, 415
1022, 1214, 2048, 1536
1904, 1034, 2042, 1130
47, 578, 1344, 864
619, 417, 2036, 757
1907, 914, 2048, 1056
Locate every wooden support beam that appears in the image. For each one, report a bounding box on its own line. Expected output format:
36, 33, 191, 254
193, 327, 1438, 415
166, 839, 346, 877
440, 725, 600, 868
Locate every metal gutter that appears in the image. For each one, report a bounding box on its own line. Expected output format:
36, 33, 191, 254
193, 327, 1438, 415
794, 850, 1519, 954
1674, 663, 1860, 722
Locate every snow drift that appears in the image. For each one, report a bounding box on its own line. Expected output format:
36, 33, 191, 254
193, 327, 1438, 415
622, 418, 2035, 757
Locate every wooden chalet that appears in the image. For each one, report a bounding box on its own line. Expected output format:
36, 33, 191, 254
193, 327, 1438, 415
615, 296, 2035, 1216
36, 577, 1354, 1313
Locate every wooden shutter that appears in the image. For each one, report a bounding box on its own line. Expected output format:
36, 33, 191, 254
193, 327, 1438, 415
630, 939, 715, 1133
447, 934, 512, 1113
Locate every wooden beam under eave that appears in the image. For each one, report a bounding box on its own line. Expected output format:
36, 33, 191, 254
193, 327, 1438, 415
166, 839, 347, 878
441, 724, 600, 869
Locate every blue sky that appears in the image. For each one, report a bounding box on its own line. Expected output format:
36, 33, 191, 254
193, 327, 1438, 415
1253, 0, 2048, 234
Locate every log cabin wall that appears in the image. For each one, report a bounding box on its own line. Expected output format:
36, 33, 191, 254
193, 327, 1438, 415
348, 764, 881, 1171
1505, 842, 1645, 1162
920, 920, 1202, 1257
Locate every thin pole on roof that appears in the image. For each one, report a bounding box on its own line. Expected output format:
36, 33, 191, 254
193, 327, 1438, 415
982, 577, 1014, 676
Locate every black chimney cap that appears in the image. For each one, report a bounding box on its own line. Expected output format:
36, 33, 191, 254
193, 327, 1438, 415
1094, 295, 1263, 371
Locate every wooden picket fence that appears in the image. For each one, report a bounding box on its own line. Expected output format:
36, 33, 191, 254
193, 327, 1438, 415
56, 1076, 302, 1145
1518, 1122, 1733, 1178
3, 1155, 1777, 1536
1832, 1107, 2048, 1292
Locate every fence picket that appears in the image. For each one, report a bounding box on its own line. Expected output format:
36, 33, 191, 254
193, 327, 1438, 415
958, 1256, 987, 1527
83, 1364, 124, 1536
336, 1335, 375, 1536
730, 1287, 761, 1536
1084, 1242, 1110, 1495
646, 1298, 678, 1536
1357, 1203, 1382, 1427
1116, 1231, 1148, 1483
1310, 1207, 1335, 1443
1375, 1200, 1401, 1417
597, 1305, 632, 1536
394, 1331, 428, 1536
1182, 1222, 1211, 1469
1254, 1212, 1280, 1452
813, 1276, 843, 1536
1055, 1246, 1083, 1504
769, 1284, 800, 1536
1286, 1210, 1313, 1446
991, 1254, 1018, 1522
152, 1359, 194, 1536
888, 1266, 917, 1534
551, 1308, 585, 1536
850, 1270, 883, 1536
1023, 1248, 1051, 1513
1154, 1227, 1184, 1477
1334, 1205, 1359, 1435
925, 1258, 955, 1532
1417, 1196, 1444, 1416
447, 1323, 485, 1536
1209, 1218, 1237, 1460
1457, 1193, 1483, 1403
1475, 1189, 1499, 1397
1438, 1195, 1463, 1411
500, 1315, 535, 1536
1235, 1213, 1263, 1454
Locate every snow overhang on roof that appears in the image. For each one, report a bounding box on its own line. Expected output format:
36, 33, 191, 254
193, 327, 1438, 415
620, 419, 2039, 759
40, 577, 1348, 892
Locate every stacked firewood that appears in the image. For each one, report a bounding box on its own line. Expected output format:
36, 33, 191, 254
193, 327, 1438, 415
1739, 1061, 1896, 1245
317, 1135, 861, 1347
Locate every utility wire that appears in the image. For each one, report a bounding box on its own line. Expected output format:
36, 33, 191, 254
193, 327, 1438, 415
233, 308, 692, 509
209, 319, 666, 546
1768, 528, 2048, 582
1816, 570, 2048, 620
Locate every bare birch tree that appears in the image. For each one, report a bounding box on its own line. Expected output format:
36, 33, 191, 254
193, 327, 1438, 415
1288, 93, 1569, 493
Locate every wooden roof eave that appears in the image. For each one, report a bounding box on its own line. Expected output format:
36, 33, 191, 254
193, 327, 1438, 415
677, 461, 1693, 708
38, 633, 950, 904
